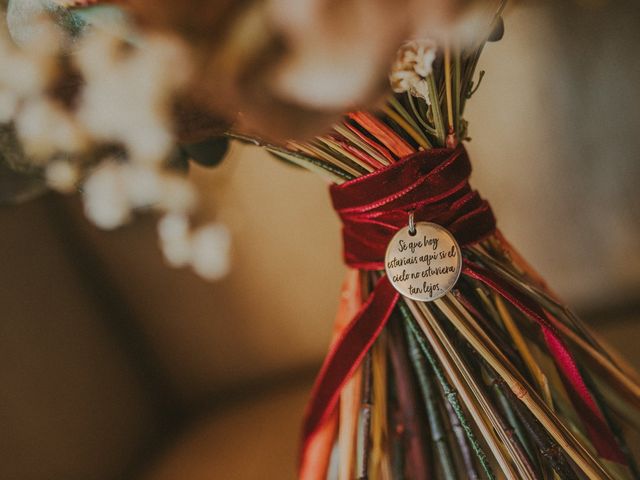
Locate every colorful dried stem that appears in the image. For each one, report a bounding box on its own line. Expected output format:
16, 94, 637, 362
404, 320, 459, 479
413, 301, 532, 480
398, 301, 496, 479
452, 334, 542, 479
485, 368, 578, 480
442, 393, 480, 480
338, 364, 362, 480
356, 353, 373, 479
434, 294, 614, 480
370, 334, 392, 480
387, 316, 431, 480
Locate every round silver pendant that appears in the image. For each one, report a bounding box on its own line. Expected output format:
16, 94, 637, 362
384, 222, 462, 302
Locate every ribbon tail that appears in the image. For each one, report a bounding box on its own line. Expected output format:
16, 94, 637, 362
463, 262, 627, 464
540, 325, 626, 464
299, 276, 400, 471
300, 270, 360, 480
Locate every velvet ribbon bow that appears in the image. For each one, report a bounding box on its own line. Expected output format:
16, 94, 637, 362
300, 145, 625, 474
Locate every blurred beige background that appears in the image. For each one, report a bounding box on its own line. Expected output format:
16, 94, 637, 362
1, 2, 640, 479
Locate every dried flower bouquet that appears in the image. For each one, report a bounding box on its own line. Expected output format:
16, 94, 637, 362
239, 4, 640, 479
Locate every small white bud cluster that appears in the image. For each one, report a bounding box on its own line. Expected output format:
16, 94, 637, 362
389, 39, 437, 104
0, 13, 230, 280
158, 214, 231, 281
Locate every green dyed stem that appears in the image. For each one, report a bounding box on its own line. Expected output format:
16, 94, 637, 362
426, 74, 447, 146
225, 131, 354, 183
453, 47, 462, 137
489, 376, 538, 467
388, 96, 433, 147
485, 369, 578, 480
404, 322, 458, 480
444, 395, 480, 480
407, 94, 440, 138
398, 301, 496, 480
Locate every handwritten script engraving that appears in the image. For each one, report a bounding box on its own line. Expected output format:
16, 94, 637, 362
384, 222, 462, 301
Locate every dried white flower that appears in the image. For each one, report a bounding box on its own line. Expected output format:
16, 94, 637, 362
75, 31, 192, 165
46, 159, 79, 193
190, 223, 231, 281
0, 17, 87, 159
389, 39, 437, 103
15, 99, 87, 159
122, 164, 162, 209
83, 161, 131, 229
267, 0, 408, 111
157, 174, 197, 214
158, 214, 232, 279
158, 213, 192, 267
0, 12, 230, 280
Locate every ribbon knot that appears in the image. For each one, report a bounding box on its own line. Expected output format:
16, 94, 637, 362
330, 145, 496, 270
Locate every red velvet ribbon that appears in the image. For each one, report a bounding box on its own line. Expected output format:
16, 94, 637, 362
300, 145, 625, 473
331, 145, 495, 270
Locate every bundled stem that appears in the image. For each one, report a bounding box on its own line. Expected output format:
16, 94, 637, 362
405, 320, 459, 479
235, 2, 640, 477
399, 302, 496, 479
387, 316, 431, 480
